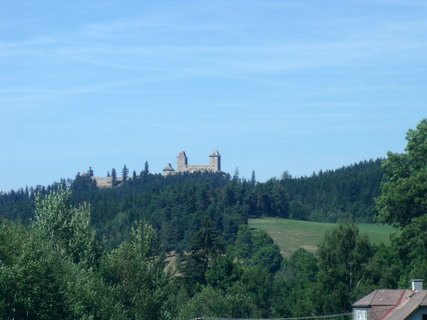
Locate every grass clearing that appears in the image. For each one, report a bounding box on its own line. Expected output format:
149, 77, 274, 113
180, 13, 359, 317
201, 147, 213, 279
248, 217, 399, 258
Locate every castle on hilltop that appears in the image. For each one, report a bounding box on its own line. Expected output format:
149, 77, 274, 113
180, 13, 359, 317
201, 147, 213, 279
163, 150, 221, 176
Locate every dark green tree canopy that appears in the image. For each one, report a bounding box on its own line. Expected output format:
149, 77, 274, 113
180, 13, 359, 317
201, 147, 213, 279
375, 119, 427, 227
315, 224, 374, 314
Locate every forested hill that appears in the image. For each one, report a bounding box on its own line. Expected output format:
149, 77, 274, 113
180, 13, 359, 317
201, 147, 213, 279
283, 158, 384, 222
0, 159, 383, 249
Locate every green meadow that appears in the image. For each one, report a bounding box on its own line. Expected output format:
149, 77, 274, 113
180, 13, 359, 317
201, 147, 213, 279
248, 217, 399, 258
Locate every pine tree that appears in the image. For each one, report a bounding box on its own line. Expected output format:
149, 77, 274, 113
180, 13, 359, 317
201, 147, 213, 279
111, 168, 117, 186
141, 161, 149, 178
122, 165, 129, 181
233, 167, 240, 181
251, 170, 256, 185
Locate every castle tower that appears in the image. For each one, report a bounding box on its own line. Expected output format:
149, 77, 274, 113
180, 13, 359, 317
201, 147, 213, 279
209, 149, 221, 172
177, 151, 188, 172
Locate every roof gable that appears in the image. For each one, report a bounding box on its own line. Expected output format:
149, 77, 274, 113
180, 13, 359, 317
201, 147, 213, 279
386, 291, 427, 320
353, 290, 427, 320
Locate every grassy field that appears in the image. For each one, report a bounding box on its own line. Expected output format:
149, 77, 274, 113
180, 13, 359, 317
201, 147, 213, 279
248, 217, 399, 258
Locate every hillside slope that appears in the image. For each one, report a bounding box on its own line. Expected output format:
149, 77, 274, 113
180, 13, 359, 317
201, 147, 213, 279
249, 217, 398, 257
283, 158, 383, 222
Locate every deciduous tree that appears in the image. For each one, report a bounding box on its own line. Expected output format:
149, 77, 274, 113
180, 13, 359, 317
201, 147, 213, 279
100, 222, 172, 320
314, 224, 374, 314
33, 188, 98, 268
375, 119, 427, 227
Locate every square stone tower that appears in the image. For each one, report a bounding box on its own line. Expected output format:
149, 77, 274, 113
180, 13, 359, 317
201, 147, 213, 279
209, 149, 221, 171
177, 151, 188, 172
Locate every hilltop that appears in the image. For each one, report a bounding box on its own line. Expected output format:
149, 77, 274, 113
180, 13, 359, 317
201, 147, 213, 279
0, 159, 384, 233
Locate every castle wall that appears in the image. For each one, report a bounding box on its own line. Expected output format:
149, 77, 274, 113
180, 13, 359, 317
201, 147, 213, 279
185, 165, 211, 173
163, 150, 221, 176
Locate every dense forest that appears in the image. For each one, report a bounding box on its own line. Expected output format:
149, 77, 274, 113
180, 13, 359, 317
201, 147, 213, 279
0, 158, 383, 253
0, 158, 383, 232
0, 120, 426, 319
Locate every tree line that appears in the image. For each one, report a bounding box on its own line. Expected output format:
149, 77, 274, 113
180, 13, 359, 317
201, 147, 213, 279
0, 158, 383, 235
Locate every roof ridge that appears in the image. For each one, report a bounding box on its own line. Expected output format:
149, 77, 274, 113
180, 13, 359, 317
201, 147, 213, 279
381, 290, 407, 320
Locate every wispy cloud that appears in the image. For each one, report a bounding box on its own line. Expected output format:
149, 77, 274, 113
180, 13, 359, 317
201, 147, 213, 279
0, 76, 185, 108
0, 37, 56, 48
2, 0, 426, 84
369, 0, 427, 6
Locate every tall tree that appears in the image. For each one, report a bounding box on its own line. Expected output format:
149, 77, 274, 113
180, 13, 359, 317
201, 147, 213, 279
251, 170, 256, 185
233, 167, 240, 181
313, 224, 374, 314
33, 188, 98, 268
100, 223, 172, 320
391, 215, 427, 286
272, 249, 318, 317
111, 168, 117, 186
140, 161, 150, 178
375, 118, 427, 227
0, 221, 69, 320
122, 165, 129, 181
180, 217, 224, 290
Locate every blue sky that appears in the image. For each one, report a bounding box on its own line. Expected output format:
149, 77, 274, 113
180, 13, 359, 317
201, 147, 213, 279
1, 0, 426, 191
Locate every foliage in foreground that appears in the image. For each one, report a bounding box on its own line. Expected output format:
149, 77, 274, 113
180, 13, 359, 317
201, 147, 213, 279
0, 189, 172, 320
375, 118, 427, 227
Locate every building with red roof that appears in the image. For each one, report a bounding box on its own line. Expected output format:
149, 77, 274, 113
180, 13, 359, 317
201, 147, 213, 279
352, 280, 427, 320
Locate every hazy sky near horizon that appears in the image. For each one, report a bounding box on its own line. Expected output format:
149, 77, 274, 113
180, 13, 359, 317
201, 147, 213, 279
1, 0, 426, 191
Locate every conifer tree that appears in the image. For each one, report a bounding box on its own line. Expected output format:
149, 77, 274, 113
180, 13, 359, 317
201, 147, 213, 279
141, 161, 149, 178
251, 170, 256, 185
144, 161, 149, 175
122, 165, 129, 181
233, 167, 240, 181
111, 168, 117, 186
